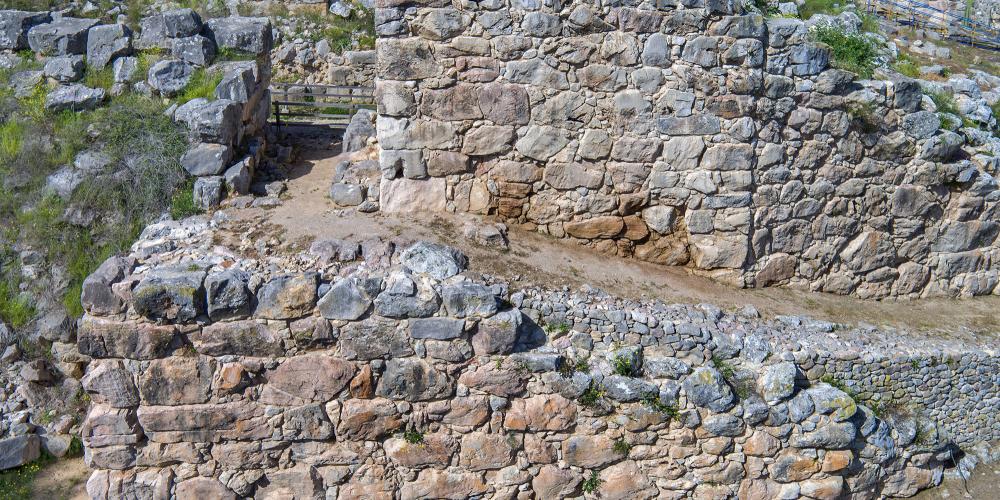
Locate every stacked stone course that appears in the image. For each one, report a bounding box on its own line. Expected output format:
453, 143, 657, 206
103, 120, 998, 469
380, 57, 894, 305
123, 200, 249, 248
75, 218, 999, 498
372, 0, 1000, 299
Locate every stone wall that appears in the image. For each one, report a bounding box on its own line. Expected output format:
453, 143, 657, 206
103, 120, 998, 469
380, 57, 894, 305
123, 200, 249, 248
371, 0, 1000, 299
75, 219, 998, 498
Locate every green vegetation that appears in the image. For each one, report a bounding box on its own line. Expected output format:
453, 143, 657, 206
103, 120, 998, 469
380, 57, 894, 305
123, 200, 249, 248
581, 471, 602, 494
578, 383, 605, 408
611, 353, 636, 377
275, 3, 376, 52
711, 356, 736, 381
402, 430, 424, 445
893, 52, 920, 78
798, 0, 845, 19
170, 179, 203, 220
558, 356, 590, 378
847, 101, 880, 133
82, 64, 115, 91
642, 393, 680, 418
0, 452, 56, 500
812, 24, 879, 79
543, 321, 571, 336
927, 89, 960, 116
176, 67, 224, 104
0, 67, 189, 329
613, 438, 631, 455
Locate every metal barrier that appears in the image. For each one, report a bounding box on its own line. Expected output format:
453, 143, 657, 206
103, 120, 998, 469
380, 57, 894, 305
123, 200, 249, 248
864, 0, 1000, 51
270, 83, 375, 129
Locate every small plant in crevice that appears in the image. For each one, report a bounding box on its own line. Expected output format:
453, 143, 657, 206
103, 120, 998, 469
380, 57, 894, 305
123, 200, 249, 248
642, 393, 680, 419
402, 430, 424, 445
611, 353, 636, 377
578, 383, 605, 408
558, 355, 590, 379
711, 356, 736, 381
612, 438, 631, 456
847, 101, 881, 133
581, 470, 602, 494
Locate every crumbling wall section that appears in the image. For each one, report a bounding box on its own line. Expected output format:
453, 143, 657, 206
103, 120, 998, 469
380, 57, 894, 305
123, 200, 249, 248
372, 0, 1000, 299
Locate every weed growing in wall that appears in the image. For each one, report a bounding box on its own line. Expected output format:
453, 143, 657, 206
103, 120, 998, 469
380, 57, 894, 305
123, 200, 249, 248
581, 471, 602, 494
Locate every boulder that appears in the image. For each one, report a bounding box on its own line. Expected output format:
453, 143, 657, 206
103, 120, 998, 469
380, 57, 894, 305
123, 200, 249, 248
214, 64, 254, 102
132, 267, 207, 322
205, 17, 273, 55
45, 84, 106, 112
399, 241, 468, 280
472, 308, 522, 355
561, 435, 619, 467
224, 158, 252, 195
806, 384, 857, 421
77, 317, 178, 360
255, 273, 318, 320
43, 55, 85, 83
602, 375, 657, 402
441, 282, 497, 318
317, 278, 372, 321
0, 435, 40, 471
171, 35, 215, 66
0, 10, 51, 50
204, 269, 252, 321
261, 354, 354, 405
27, 17, 98, 55
193, 176, 225, 210
147, 59, 193, 97
409, 317, 465, 340
683, 367, 736, 412
139, 356, 215, 405
86, 24, 131, 69
343, 109, 376, 153
185, 99, 241, 145
191, 320, 283, 357
181, 142, 233, 177
175, 477, 236, 500
112, 56, 139, 83
759, 362, 797, 403
376, 358, 453, 401
329, 183, 365, 206
81, 360, 139, 408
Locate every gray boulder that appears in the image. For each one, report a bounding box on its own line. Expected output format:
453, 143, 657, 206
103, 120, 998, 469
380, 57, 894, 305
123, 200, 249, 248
185, 99, 241, 145
172, 35, 215, 66
45, 165, 86, 199
0, 435, 40, 471
254, 273, 318, 320
205, 17, 273, 55
214, 65, 254, 102
43, 55, 85, 83
602, 375, 657, 402
376, 358, 453, 401
373, 277, 440, 319
759, 362, 797, 404
45, 84, 106, 112
409, 317, 464, 340
205, 269, 252, 321
399, 241, 468, 280
317, 278, 372, 321
86, 23, 131, 69
471, 308, 522, 355
0, 10, 51, 50
790, 421, 858, 449
806, 384, 858, 421
193, 176, 225, 210
343, 109, 376, 153
81, 256, 128, 315
138, 9, 202, 48
919, 131, 963, 162
112, 56, 139, 83
224, 158, 251, 195
702, 414, 745, 437
329, 183, 365, 206
901, 110, 940, 140
441, 281, 497, 318
132, 267, 207, 322
10, 70, 43, 97
181, 143, 233, 177
147, 59, 193, 97
682, 367, 735, 412
644, 356, 690, 379
27, 17, 98, 55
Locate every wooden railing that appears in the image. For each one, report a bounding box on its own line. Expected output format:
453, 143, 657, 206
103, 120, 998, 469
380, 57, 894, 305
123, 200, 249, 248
270, 83, 375, 129
864, 0, 1000, 51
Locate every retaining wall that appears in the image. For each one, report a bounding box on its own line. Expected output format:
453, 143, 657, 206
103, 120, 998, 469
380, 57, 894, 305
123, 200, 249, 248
372, 0, 1000, 299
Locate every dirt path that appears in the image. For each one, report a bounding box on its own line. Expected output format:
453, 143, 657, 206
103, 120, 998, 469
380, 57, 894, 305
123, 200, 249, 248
30, 457, 89, 500
225, 132, 1000, 342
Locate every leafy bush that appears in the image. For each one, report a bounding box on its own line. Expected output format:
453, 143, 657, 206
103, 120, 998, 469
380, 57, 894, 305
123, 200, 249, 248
402, 430, 424, 444
894, 53, 920, 78
612, 438, 631, 455
612, 353, 636, 376
812, 25, 878, 79
581, 471, 602, 494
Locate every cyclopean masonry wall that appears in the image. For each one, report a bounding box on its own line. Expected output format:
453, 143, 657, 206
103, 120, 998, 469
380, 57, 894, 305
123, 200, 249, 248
372, 0, 1000, 299
76, 219, 998, 499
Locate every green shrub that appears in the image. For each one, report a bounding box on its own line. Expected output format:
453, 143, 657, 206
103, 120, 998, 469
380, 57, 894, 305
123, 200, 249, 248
612, 353, 636, 376
798, 0, 844, 19
83, 64, 115, 90
642, 393, 680, 418
612, 438, 631, 455
812, 25, 879, 79
402, 430, 424, 444
0, 280, 35, 329
578, 383, 605, 408
170, 180, 202, 220
893, 53, 920, 78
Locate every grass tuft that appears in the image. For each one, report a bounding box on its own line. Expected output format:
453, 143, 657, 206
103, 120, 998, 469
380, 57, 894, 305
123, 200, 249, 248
812, 24, 879, 79
176, 68, 223, 105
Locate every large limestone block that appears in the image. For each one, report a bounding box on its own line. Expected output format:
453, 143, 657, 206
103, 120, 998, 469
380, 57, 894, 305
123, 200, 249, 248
379, 176, 447, 213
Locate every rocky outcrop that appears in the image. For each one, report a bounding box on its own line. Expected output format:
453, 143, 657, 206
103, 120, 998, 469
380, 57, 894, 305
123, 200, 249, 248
373, 0, 1000, 299
75, 218, 999, 498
